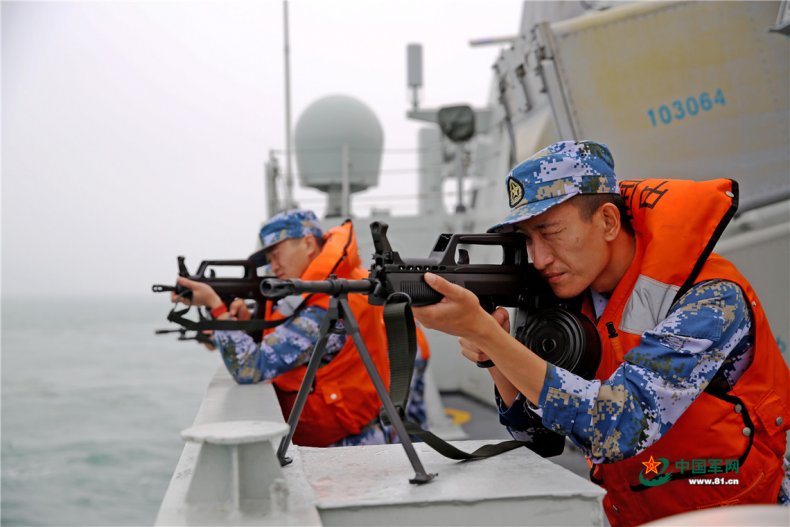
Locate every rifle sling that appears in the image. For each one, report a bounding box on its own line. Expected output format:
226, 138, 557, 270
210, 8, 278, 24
383, 301, 530, 460
166, 299, 306, 332
404, 422, 530, 460
383, 301, 417, 412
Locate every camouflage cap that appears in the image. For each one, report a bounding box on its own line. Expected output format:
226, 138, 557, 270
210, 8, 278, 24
259, 209, 323, 250
488, 140, 619, 232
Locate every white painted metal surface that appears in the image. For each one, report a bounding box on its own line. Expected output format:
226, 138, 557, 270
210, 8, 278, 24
294, 95, 383, 195
538, 1, 789, 208
179, 421, 289, 519
299, 440, 605, 526
155, 370, 322, 526
157, 368, 602, 526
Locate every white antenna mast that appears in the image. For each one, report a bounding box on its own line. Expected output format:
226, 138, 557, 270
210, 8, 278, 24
283, 0, 295, 209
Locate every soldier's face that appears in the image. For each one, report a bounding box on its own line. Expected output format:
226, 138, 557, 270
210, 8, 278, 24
265, 237, 315, 279
515, 199, 612, 298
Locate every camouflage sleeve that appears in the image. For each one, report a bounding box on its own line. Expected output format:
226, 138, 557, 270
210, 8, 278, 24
537, 279, 753, 463
405, 356, 429, 428
212, 305, 346, 384
779, 459, 790, 505
496, 390, 566, 457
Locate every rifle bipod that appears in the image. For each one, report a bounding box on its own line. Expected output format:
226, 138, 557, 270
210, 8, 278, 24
275, 292, 437, 484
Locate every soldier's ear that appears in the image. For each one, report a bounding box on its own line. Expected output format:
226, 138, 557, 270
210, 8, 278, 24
303, 234, 321, 259
599, 203, 621, 241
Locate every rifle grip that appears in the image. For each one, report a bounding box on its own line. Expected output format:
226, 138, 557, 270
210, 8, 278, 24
400, 280, 443, 306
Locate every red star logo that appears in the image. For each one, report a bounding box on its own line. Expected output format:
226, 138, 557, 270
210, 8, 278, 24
642, 455, 662, 475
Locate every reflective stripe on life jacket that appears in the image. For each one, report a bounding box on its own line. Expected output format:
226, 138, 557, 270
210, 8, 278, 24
588, 179, 790, 526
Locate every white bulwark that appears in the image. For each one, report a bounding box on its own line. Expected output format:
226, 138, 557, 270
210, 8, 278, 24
155, 368, 605, 526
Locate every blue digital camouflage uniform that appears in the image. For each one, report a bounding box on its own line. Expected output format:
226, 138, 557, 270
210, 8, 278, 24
213, 302, 390, 446
258, 209, 323, 250
214, 303, 343, 384
406, 356, 429, 427
497, 279, 790, 503
489, 140, 619, 233
213, 308, 430, 447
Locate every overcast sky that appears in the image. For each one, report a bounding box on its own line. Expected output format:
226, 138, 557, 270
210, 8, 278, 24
2, 0, 524, 299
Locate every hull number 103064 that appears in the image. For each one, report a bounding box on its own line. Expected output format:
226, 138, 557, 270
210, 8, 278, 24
647, 89, 726, 127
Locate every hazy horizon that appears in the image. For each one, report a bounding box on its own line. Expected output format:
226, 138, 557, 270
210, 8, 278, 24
2, 0, 524, 298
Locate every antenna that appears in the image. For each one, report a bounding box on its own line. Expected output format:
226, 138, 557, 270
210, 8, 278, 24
406, 44, 423, 111
283, 0, 296, 209
468, 35, 518, 47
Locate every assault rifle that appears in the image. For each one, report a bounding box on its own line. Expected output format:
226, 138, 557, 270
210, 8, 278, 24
262, 221, 600, 378
263, 222, 533, 308
152, 249, 285, 341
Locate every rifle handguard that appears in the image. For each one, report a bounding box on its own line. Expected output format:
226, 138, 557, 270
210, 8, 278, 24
261, 277, 375, 298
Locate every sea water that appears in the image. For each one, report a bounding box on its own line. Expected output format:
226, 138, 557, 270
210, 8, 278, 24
2, 297, 220, 526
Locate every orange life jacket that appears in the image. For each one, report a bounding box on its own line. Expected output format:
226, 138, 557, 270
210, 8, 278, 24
265, 221, 391, 447
416, 323, 431, 361
588, 179, 790, 526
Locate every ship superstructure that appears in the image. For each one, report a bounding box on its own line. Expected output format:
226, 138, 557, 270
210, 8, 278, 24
157, 2, 790, 524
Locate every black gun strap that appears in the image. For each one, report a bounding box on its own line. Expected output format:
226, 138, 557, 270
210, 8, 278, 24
383, 301, 530, 461
383, 301, 417, 412
404, 421, 529, 460
166, 304, 296, 332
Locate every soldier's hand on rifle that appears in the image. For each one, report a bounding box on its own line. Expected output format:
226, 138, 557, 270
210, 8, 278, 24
416, 272, 548, 405
229, 298, 252, 321
412, 272, 496, 338
459, 308, 510, 364
171, 277, 224, 312
459, 307, 520, 405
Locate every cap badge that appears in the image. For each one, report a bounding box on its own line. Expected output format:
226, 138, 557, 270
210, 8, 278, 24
508, 177, 524, 207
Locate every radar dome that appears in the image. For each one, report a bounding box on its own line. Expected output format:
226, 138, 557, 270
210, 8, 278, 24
294, 95, 384, 212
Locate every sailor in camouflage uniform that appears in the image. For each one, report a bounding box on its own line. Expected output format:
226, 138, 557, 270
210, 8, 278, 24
176, 210, 430, 447
412, 140, 789, 525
